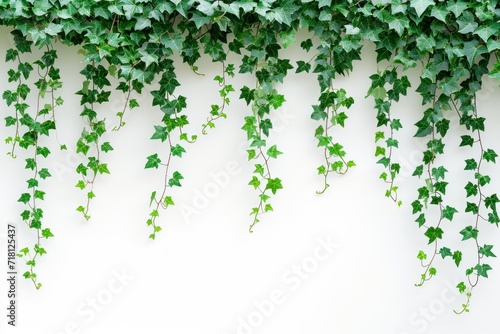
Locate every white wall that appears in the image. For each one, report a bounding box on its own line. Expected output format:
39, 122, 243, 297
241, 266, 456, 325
1, 25, 500, 334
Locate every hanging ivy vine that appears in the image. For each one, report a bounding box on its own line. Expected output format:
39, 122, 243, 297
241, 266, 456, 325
2, 0, 500, 312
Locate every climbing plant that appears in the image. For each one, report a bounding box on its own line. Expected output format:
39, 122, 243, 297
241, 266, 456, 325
1, 0, 500, 313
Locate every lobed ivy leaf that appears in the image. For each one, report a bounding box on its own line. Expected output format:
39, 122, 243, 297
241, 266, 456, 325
439, 247, 452, 259
479, 244, 496, 258
424, 226, 444, 244
475, 264, 492, 278
145, 154, 161, 169
248, 176, 261, 189
483, 149, 498, 163
460, 226, 478, 241
417, 250, 427, 260
485, 194, 500, 211
296, 60, 311, 73
460, 135, 474, 147
266, 145, 283, 159
442, 205, 458, 221
171, 144, 186, 157
265, 178, 283, 195
410, 0, 435, 17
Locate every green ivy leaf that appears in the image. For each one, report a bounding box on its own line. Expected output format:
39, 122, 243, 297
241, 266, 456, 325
97, 164, 110, 175
410, 0, 435, 17
34, 190, 45, 200
465, 202, 479, 215
479, 244, 496, 258
483, 149, 498, 163
265, 177, 283, 195
412, 200, 423, 214
413, 165, 424, 177
311, 106, 327, 121
145, 154, 161, 169
442, 205, 458, 221
101, 142, 114, 152
168, 171, 183, 187
415, 213, 426, 227
475, 263, 492, 278
439, 247, 452, 259
464, 159, 477, 171
164, 196, 174, 207
296, 60, 311, 73
248, 176, 261, 189
464, 181, 478, 197
41, 228, 54, 239
460, 226, 479, 240
447, 1, 468, 18
151, 125, 168, 142
424, 226, 444, 244
18, 193, 31, 204
171, 144, 186, 157
266, 145, 283, 159
260, 119, 273, 137
417, 250, 427, 260
38, 168, 52, 180
485, 194, 500, 210
460, 135, 474, 147
453, 251, 462, 267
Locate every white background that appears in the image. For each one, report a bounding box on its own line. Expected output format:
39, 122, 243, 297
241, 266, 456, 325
1, 25, 500, 334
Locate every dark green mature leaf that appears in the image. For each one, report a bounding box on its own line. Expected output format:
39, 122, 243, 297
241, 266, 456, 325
415, 213, 426, 227
465, 182, 478, 197
413, 165, 424, 177
18, 193, 31, 204
465, 202, 479, 215
483, 149, 498, 163
485, 194, 500, 210
439, 247, 452, 259
414, 119, 432, 137
475, 173, 491, 186
145, 154, 161, 169
412, 200, 423, 214
464, 159, 477, 171
296, 60, 311, 73
460, 225, 478, 240
240, 86, 254, 105
442, 205, 458, 221
424, 226, 443, 244
460, 135, 474, 147
453, 251, 462, 267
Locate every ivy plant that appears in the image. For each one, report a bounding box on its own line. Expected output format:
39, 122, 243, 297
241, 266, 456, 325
1, 0, 500, 313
